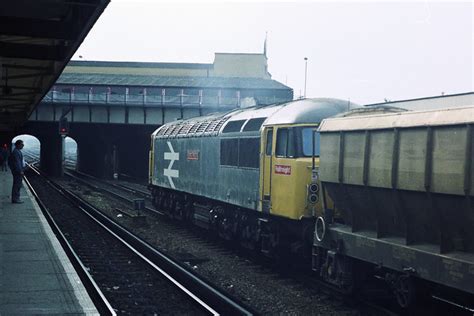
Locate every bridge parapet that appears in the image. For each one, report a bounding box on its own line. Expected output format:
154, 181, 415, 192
40, 88, 249, 107
32, 87, 290, 125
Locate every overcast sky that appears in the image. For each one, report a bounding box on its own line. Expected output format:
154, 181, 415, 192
72, 0, 473, 105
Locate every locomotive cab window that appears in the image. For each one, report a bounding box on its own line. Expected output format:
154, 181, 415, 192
265, 129, 273, 156
276, 128, 295, 158
301, 127, 321, 157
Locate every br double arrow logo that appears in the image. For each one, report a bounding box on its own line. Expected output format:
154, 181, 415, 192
164, 141, 179, 189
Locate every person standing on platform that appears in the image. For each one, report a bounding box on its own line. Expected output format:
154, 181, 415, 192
0, 144, 8, 171
10, 140, 25, 204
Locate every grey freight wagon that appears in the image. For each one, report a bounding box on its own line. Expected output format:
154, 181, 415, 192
313, 106, 474, 308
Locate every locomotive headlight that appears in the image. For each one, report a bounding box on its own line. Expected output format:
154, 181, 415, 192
307, 182, 319, 204
309, 193, 319, 204
309, 183, 319, 193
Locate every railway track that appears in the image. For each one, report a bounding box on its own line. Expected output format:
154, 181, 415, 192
63, 169, 159, 221
68, 169, 151, 199
65, 169, 474, 315
25, 165, 254, 315
21, 156, 474, 314
59, 168, 405, 315
21, 158, 469, 315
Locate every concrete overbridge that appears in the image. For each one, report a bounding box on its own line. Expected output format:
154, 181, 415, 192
17, 57, 293, 178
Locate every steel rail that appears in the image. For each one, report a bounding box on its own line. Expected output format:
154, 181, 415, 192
71, 169, 138, 193
115, 182, 151, 197
432, 295, 474, 313
70, 169, 151, 197
64, 169, 162, 215
31, 166, 255, 315
24, 168, 116, 316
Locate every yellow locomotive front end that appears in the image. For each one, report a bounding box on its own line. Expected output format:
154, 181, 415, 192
259, 124, 326, 220
254, 98, 351, 257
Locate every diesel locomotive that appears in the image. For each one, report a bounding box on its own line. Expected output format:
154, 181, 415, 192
149, 98, 357, 255
149, 97, 474, 308
313, 106, 474, 308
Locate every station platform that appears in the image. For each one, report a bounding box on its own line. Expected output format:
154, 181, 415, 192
0, 171, 99, 315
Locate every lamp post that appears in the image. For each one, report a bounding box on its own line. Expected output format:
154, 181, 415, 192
304, 57, 308, 99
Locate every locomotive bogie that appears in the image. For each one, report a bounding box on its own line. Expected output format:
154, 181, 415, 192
150, 185, 315, 256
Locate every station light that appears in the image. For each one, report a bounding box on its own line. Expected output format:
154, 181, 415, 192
59, 117, 69, 135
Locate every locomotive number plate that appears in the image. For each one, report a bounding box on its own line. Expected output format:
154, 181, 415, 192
187, 150, 200, 160
275, 164, 291, 175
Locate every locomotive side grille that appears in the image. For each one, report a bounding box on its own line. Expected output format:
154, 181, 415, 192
163, 126, 173, 136
172, 125, 186, 136
188, 122, 201, 134
157, 126, 168, 136
160, 126, 174, 137
165, 125, 180, 136
178, 123, 193, 135
204, 120, 219, 133
157, 117, 231, 138
214, 117, 229, 132
196, 122, 210, 133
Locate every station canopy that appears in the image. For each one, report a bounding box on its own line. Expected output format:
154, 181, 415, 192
0, 0, 109, 132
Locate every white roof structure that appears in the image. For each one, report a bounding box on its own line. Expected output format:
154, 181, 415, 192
319, 105, 474, 132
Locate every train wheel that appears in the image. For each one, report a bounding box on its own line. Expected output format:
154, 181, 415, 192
174, 198, 184, 220
218, 217, 233, 241
394, 274, 415, 308
184, 200, 194, 223
260, 221, 279, 257
239, 219, 258, 251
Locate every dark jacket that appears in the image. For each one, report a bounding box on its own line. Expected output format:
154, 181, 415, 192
0, 147, 8, 163
10, 148, 24, 174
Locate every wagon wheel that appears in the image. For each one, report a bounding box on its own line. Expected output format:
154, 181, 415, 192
394, 275, 415, 308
